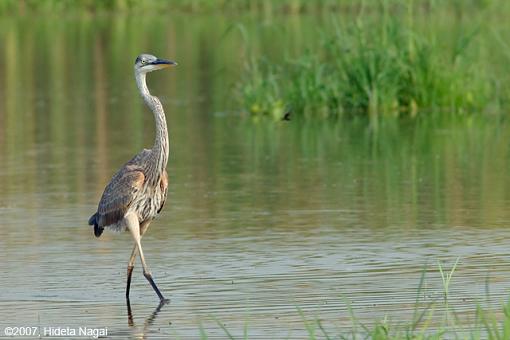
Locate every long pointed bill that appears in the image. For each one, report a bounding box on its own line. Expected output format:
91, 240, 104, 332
150, 58, 178, 69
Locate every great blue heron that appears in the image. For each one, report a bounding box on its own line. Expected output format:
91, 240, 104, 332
88, 53, 177, 303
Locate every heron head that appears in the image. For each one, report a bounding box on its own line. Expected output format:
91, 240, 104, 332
134, 54, 177, 74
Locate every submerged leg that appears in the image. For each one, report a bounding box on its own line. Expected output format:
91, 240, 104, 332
126, 214, 168, 303
126, 221, 152, 299
126, 297, 134, 327
126, 247, 137, 299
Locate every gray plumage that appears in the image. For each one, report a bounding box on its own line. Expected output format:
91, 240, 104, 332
88, 151, 168, 237
88, 53, 177, 302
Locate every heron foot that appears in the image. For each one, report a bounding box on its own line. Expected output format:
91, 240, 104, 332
143, 272, 167, 302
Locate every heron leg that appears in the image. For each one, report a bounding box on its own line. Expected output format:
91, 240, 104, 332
126, 247, 137, 299
126, 297, 134, 327
126, 221, 151, 299
126, 214, 168, 303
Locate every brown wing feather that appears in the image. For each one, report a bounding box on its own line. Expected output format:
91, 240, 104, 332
96, 165, 145, 227
157, 169, 168, 214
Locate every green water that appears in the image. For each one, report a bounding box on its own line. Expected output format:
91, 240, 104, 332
1, 13, 510, 338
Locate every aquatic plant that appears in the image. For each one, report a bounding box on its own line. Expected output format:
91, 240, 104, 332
238, 1, 501, 119
197, 261, 510, 339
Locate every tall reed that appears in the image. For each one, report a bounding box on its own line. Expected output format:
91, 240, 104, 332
238, 1, 495, 119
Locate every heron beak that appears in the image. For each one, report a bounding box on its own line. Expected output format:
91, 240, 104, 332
150, 59, 178, 69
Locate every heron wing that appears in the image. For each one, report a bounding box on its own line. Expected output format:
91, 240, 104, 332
96, 165, 145, 227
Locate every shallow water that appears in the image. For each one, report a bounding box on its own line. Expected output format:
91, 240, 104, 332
2, 13, 510, 339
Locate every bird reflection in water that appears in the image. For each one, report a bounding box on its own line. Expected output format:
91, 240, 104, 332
126, 298, 168, 337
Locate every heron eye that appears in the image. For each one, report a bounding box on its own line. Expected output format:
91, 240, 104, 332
141, 60, 146, 65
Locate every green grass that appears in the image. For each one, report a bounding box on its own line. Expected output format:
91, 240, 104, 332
197, 261, 510, 339
238, 0, 509, 119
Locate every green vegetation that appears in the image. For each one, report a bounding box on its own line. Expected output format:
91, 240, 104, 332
198, 262, 510, 339
238, 1, 510, 119
0, 0, 494, 15
0, 0, 400, 15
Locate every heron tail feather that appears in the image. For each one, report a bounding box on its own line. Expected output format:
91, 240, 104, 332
88, 213, 104, 238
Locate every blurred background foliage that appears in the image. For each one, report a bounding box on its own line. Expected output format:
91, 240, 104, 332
0, 0, 502, 15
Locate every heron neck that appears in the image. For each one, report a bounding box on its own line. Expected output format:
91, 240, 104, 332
135, 72, 169, 175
